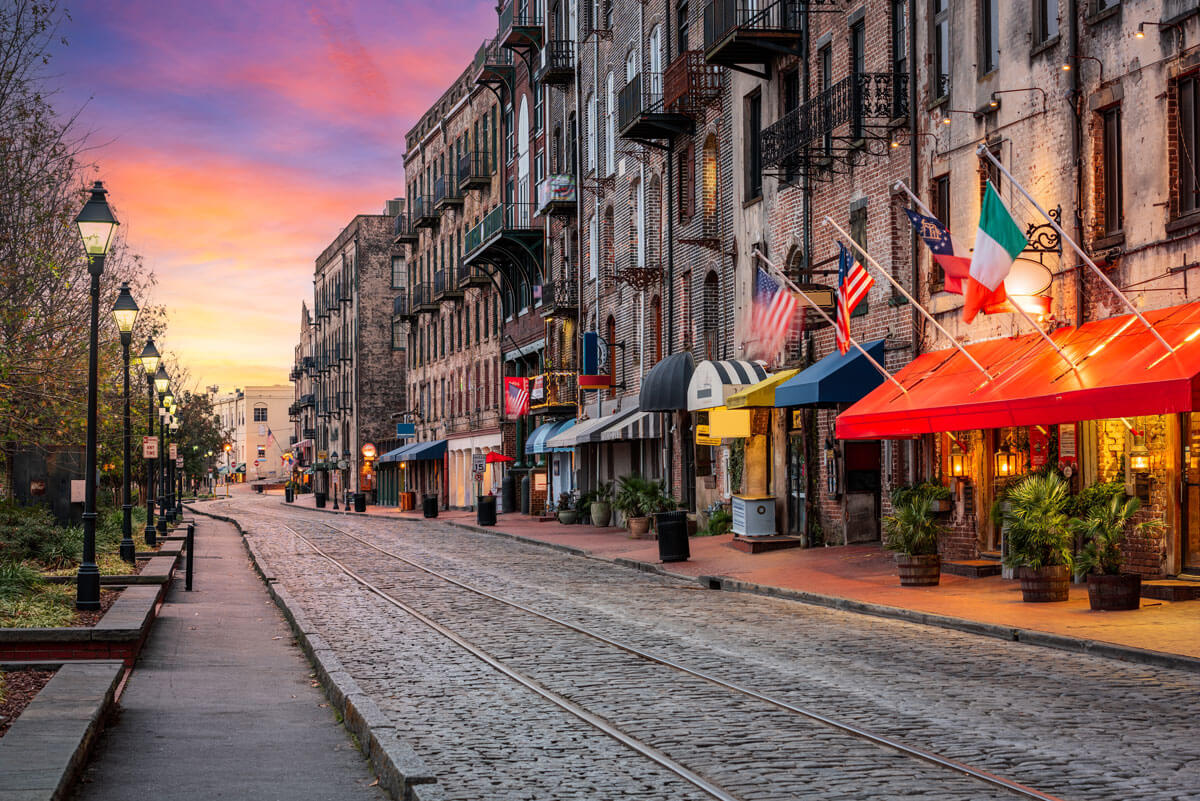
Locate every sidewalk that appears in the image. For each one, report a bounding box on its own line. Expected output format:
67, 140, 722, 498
285, 491, 1200, 667
73, 515, 388, 801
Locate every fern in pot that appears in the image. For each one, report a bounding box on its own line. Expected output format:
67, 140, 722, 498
883, 495, 942, 586
590, 481, 613, 527
1070, 494, 1161, 611
1003, 473, 1073, 602
556, 492, 577, 525
615, 475, 654, 537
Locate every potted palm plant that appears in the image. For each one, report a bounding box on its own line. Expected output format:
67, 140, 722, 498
590, 482, 613, 527
1003, 473, 1073, 602
556, 492, 577, 525
615, 475, 654, 537
883, 495, 942, 586
1070, 494, 1160, 611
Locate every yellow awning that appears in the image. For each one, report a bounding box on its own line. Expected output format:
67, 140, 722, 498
708, 406, 751, 439
725, 369, 800, 409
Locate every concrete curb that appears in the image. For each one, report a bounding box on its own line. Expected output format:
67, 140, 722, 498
186, 505, 439, 801
302, 504, 1200, 675
0, 660, 125, 801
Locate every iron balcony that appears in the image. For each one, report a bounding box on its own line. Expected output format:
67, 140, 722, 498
463, 203, 543, 267
457, 262, 491, 290
618, 73, 694, 140
537, 39, 575, 85
458, 151, 491, 191
537, 174, 577, 216
412, 196, 438, 230
703, 0, 833, 70
498, 0, 542, 50
412, 282, 438, 314
434, 173, 463, 211
539, 278, 578, 318
393, 293, 414, 321
393, 212, 417, 245
434, 268, 463, 302
472, 38, 513, 90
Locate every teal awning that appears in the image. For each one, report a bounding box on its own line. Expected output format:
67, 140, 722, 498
774, 339, 887, 409
525, 419, 576, 454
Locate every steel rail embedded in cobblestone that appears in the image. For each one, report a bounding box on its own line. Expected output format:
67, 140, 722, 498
280, 521, 744, 801
287, 516, 1072, 801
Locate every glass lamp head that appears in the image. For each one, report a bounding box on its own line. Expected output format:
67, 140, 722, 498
111, 282, 139, 335
154, 364, 170, 395
75, 181, 119, 257
140, 340, 160, 376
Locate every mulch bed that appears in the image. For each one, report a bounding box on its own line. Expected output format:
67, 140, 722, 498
0, 669, 57, 738
69, 589, 121, 628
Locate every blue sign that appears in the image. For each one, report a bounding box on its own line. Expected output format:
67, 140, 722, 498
582, 331, 600, 375
396, 422, 416, 438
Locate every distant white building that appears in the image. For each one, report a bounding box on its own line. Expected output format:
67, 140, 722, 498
210, 385, 293, 480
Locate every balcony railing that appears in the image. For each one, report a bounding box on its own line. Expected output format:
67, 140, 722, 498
537, 174, 577, 215
412, 282, 437, 312
663, 51, 722, 114
434, 269, 447, 299
530, 371, 578, 410
434, 173, 463, 210
618, 73, 695, 139
457, 262, 491, 289
393, 212, 417, 244
472, 38, 513, 86
393, 294, 411, 318
704, 0, 817, 66
538, 39, 575, 84
299, 394, 315, 407
458, 150, 491, 191
499, 0, 542, 48
412, 196, 438, 229
761, 72, 909, 171
539, 278, 578, 317
302, 428, 317, 440
465, 203, 540, 257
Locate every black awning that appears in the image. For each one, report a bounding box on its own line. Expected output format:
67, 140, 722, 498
639, 351, 695, 411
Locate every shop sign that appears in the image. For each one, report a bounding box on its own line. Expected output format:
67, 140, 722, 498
361, 442, 377, 459
317, 450, 327, 462
791, 410, 804, 431
1029, 427, 1049, 468
531, 375, 544, 401
396, 422, 415, 438
142, 436, 159, 459
695, 424, 721, 447
169, 443, 178, 460
1058, 423, 1077, 465
176, 457, 184, 469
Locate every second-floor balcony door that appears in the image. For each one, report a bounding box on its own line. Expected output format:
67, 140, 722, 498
648, 25, 662, 103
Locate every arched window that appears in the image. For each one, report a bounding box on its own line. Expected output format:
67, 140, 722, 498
605, 72, 616, 174
702, 133, 718, 237
586, 93, 597, 172
603, 205, 615, 280
651, 295, 662, 364
647, 173, 662, 267
702, 271, 720, 359
628, 178, 641, 267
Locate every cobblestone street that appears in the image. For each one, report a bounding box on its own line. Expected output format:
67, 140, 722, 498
207, 496, 1200, 801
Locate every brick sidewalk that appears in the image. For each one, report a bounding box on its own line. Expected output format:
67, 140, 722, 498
281, 490, 1200, 664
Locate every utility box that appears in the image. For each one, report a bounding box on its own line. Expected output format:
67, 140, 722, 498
732, 494, 776, 537
9, 447, 86, 526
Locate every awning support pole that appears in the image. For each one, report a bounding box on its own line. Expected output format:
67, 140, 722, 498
752, 249, 908, 396
822, 216, 995, 382
975, 145, 1175, 357
893, 180, 1081, 373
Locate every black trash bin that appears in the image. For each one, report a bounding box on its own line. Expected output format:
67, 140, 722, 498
655, 511, 690, 563
314, 491, 327, 508
477, 495, 497, 526
422, 494, 439, 518
285, 487, 294, 503
354, 492, 366, 513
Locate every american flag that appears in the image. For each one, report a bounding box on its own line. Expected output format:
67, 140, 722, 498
836, 242, 874, 355
749, 267, 797, 362
504, 377, 529, 417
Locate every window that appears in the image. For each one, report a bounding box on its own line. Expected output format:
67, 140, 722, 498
849, 203, 869, 317
819, 45, 833, 154
605, 72, 616, 174
982, 144, 1003, 199
891, 0, 908, 117
1101, 107, 1123, 235
1093, 0, 1118, 12
744, 90, 762, 200
257, 446, 266, 458
651, 296, 662, 364
586, 92, 597, 172
678, 143, 694, 223
850, 21, 865, 139
931, 174, 950, 287
1178, 75, 1200, 217
606, 315, 617, 397
931, 0, 950, 99
505, 105, 514, 161
253, 407, 267, 422
391, 256, 405, 289
1034, 0, 1059, 44
677, 0, 689, 52
589, 214, 599, 279
392, 319, 404, 351
980, 0, 999, 75
491, 107, 498, 170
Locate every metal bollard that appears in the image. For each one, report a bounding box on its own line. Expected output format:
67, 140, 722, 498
185, 523, 195, 591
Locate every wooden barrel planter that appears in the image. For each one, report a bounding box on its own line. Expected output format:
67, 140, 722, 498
896, 554, 940, 586
1018, 564, 1070, 602
1086, 573, 1142, 611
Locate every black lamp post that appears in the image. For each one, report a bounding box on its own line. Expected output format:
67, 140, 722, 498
112, 284, 139, 563
74, 181, 119, 610
170, 417, 182, 516
157, 398, 170, 535
141, 342, 161, 545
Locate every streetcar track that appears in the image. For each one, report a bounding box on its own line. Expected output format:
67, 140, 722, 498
277, 513, 1072, 801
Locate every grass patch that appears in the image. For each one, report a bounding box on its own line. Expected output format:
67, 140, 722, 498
0, 582, 74, 628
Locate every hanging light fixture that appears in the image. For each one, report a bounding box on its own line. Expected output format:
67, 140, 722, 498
949, 440, 967, 477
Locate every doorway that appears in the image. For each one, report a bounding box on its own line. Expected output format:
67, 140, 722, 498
843, 440, 881, 544
1183, 414, 1200, 574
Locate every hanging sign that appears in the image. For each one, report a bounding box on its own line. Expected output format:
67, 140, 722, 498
530, 374, 545, 401
143, 436, 159, 459
169, 443, 178, 460
396, 422, 415, 438
1058, 423, 1077, 465
695, 425, 721, 447
1029, 426, 1049, 468
504, 377, 530, 416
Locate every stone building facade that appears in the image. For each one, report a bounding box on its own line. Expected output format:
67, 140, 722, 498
288, 303, 317, 478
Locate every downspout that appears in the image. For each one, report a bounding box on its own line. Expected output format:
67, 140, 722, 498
665, 0, 676, 495
907, 0, 919, 483
1069, 0, 1084, 327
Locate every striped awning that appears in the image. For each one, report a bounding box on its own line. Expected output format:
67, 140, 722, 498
546, 405, 641, 448
526, 419, 576, 454
687, 360, 769, 411
600, 410, 663, 441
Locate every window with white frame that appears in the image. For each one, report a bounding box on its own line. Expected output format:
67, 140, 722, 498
586, 92, 597, 172
605, 72, 616, 175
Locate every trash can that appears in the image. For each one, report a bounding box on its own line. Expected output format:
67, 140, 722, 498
354, 492, 366, 513
422, 494, 439, 518
285, 487, 294, 503
477, 495, 497, 526
655, 511, 690, 563
315, 491, 327, 508
501, 474, 516, 514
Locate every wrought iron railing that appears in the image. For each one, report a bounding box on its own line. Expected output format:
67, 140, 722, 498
457, 150, 490, 189
499, 0, 541, 32
540, 278, 578, 315
434, 173, 462, 207
704, 0, 805, 51
434, 269, 447, 298
540, 39, 575, 80
392, 212, 414, 241
472, 38, 513, 77
393, 294, 410, 317
618, 72, 666, 131
411, 282, 433, 309
412, 195, 437, 224
465, 203, 538, 255
663, 51, 722, 114
531, 371, 578, 409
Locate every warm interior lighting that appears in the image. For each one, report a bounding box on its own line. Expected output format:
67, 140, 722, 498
988, 95, 999, 108
111, 282, 139, 334
1061, 62, 1071, 71
1135, 23, 1145, 38
1130, 447, 1151, 472
949, 445, 966, 476
75, 182, 119, 257
941, 115, 951, 125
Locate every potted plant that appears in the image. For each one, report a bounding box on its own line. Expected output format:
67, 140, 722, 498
556, 492, 577, 525
883, 495, 941, 586
1002, 473, 1073, 602
615, 475, 654, 537
590, 482, 613, 527
574, 490, 593, 525
1070, 494, 1161, 611
892, 480, 952, 513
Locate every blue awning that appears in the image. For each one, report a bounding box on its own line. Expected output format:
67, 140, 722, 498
402, 440, 447, 461
774, 339, 887, 409
525, 419, 576, 454
377, 445, 411, 464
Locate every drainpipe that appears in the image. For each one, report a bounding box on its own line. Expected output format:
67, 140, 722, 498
907, 0, 920, 483
1069, 0, 1085, 327
665, 0, 677, 496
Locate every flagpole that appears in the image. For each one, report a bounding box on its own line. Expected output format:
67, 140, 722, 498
892, 180, 1081, 372
822, 217, 995, 382
752, 249, 908, 396
975, 145, 1175, 357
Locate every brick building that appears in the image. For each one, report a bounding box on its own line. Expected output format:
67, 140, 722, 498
288, 303, 317, 485
302, 207, 408, 507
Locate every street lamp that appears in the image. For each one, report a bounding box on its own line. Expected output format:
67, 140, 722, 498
74, 181, 119, 610
140, 341, 161, 544
170, 417, 183, 516
112, 283, 139, 563
157, 389, 170, 537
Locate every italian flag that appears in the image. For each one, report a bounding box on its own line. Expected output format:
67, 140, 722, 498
965, 182, 1028, 323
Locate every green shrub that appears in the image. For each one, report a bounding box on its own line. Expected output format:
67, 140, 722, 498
699, 508, 732, 537
883, 496, 941, 556
890, 480, 951, 509
1003, 473, 1072, 569
0, 504, 59, 564
0, 562, 42, 600
37, 525, 84, 569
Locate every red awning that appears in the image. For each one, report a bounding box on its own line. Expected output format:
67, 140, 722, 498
836, 301, 1200, 439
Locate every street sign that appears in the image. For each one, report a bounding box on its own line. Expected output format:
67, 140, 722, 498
396, 422, 415, 438
169, 443, 178, 460
471, 453, 485, 483
176, 457, 184, 468
142, 436, 159, 459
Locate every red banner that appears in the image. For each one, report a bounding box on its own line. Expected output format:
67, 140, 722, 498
504, 377, 529, 417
